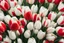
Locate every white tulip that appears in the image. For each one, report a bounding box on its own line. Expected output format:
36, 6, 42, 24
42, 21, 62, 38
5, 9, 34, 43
59, 39, 64, 43
37, 30, 46, 39
34, 20, 42, 30
33, 29, 39, 34
7, 30, 16, 40
28, 37, 36, 43
18, 0, 23, 5
47, 27, 55, 33
0, 10, 4, 21
17, 38, 22, 43
27, 22, 34, 30
4, 15, 11, 24
24, 30, 31, 38
39, 6, 48, 17
31, 5, 38, 13
3, 36, 11, 43
27, 0, 35, 4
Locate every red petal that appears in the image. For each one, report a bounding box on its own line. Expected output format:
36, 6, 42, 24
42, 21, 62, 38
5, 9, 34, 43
38, 0, 45, 4
48, 14, 51, 20
54, 0, 61, 5
47, 0, 52, 3
60, 8, 64, 12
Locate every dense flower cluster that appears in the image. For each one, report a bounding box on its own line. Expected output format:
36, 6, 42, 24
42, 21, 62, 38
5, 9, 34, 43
0, 0, 64, 43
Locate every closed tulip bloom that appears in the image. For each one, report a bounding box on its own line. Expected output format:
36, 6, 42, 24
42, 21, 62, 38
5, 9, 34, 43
31, 5, 38, 13
3, 36, 11, 43
8, 0, 17, 7
17, 38, 22, 43
59, 39, 64, 43
38, 0, 45, 4
18, 0, 23, 5
46, 33, 57, 41
19, 18, 27, 27
34, 20, 42, 30
47, 27, 56, 33
4, 15, 11, 24
47, 0, 54, 3
26, 0, 35, 4
0, 10, 4, 21
28, 37, 36, 43
56, 27, 64, 37
57, 15, 64, 25
0, 21, 6, 33
7, 30, 16, 40
0, 0, 10, 11
27, 22, 34, 30
0, 35, 2, 41
54, 0, 61, 5
33, 29, 39, 34
58, 2, 64, 12
37, 30, 46, 39
24, 30, 31, 38
43, 40, 49, 43
39, 6, 48, 17
48, 12, 57, 21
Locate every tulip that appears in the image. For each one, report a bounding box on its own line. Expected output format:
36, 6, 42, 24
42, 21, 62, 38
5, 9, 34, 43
47, 27, 55, 33
24, 30, 31, 38
0, 10, 4, 21
0, 0, 10, 11
34, 20, 42, 30
47, 0, 54, 3
26, 0, 35, 4
57, 15, 64, 25
32, 13, 41, 22
18, 0, 23, 5
37, 30, 46, 39
4, 15, 11, 24
48, 12, 57, 21
8, 0, 17, 7
59, 39, 64, 43
54, 0, 61, 5
46, 33, 57, 41
43, 40, 49, 43
3, 36, 11, 43
0, 34, 2, 41
42, 17, 51, 27
33, 29, 39, 34
39, 6, 48, 17
58, 2, 64, 12
19, 18, 27, 27
28, 37, 36, 43
7, 30, 16, 40
56, 27, 64, 37
31, 5, 38, 13
17, 38, 22, 43
38, 0, 45, 4
0, 21, 6, 33
9, 17, 20, 31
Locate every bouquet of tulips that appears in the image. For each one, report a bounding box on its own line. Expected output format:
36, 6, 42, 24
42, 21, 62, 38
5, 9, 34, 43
0, 0, 64, 43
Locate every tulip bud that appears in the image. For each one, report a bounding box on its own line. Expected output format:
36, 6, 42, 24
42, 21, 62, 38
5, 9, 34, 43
32, 13, 41, 22
26, 0, 35, 4
28, 37, 36, 43
42, 17, 51, 27
18, 0, 23, 5
0, 0, 10, 11
48, 3, 54, 11
54, 0, 61, 5
4, 15, 11, 24
56, 27, 64, 37
59, 39, 64, 43
33, 29, 39, 34
0, 21, 6, 33
7, 30, 16, 40
0, 10, 4, 21
9, 0, 17, 7
57, 15, 64, 25
9, 17, 20, 31
46, 33, 57, 41
58, 2, 64, 12
37, 30, 46, 39
3, 36, 11, 43
17, 38, 22, 43
38, 0, 45, 4
24, 11, 33, 20
34, 20, 42, 30
47, 27, 55, 33
48, 12, 57, 21
19, 18, 27, 27
43, 40, 49, 43
24, 30, 31, 38
31, 5, 38, 13
39, 6, 48, 17
0, 35, 2, 41
47, 0, 54, 3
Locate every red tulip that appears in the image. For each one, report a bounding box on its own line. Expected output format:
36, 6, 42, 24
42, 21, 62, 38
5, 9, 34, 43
38, 0, 45, 4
